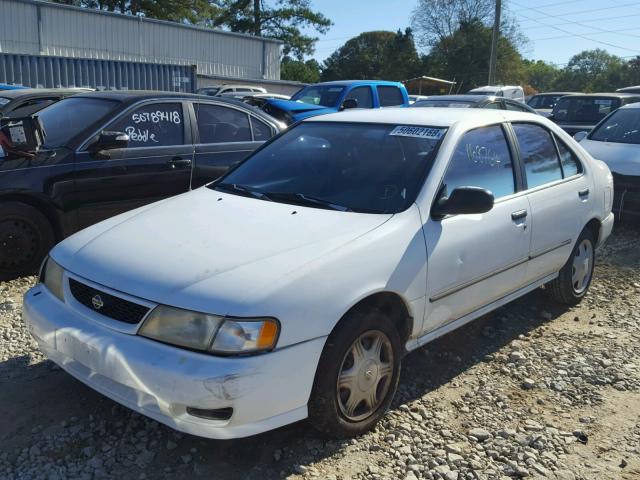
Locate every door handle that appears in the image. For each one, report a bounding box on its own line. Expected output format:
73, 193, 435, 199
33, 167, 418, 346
168, 157, 192, 169
511, 210, 528, 221
578, 188, 590, 199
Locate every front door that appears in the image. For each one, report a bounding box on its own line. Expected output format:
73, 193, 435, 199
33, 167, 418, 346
190, 102, 272, 188
423, 124, 531, 332
73, 101, 193, 230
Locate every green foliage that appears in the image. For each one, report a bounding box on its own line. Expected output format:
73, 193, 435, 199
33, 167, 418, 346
428, 20, 524, 91
521, 60, 560, 93
280, 57, 321, 83
209, 0, 332, 60
552, 49, 626, 92
321, 29, 423, 82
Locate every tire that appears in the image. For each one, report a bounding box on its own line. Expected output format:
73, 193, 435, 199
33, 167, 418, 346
546, 228, 596, 306
308, 309, 402, 438
0, 202, 55, 281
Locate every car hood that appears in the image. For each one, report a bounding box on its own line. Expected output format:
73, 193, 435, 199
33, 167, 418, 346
580, 138, 640, 176
53, 187, 393, 312
266, 98, 334, 114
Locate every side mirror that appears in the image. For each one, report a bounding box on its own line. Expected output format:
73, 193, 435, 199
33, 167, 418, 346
432, 186, 494, 217
573, 131, 588, 142
340, 98, 358, 110
91, 131, 129, 152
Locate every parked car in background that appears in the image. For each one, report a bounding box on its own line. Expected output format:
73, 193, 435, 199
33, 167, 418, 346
197, 85, 267, 97
260, 80, 410, 125
410, 94, 537, 113
526, 92, 578, 117
0, 88, 92, 118
0, 84, 28, 91
467, 85, 525, 103
408, 95, 429, 104
576, 102, 640, 220
24, 108, 613, 440
616, 86, 640, 94
0, 91, 282, 279
242, 93, 291, 108
549, 93, 640, 135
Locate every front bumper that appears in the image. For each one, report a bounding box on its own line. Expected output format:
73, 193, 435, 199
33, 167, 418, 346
613, 172, 640, 220
23, 284, 325, 439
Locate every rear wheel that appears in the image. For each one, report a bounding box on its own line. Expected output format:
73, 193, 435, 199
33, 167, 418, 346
308, 309, 402, 438
547, 229, 596, 305
0, 202, 54, 280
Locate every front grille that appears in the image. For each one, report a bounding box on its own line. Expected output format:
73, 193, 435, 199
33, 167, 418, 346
69, 278, 150, 324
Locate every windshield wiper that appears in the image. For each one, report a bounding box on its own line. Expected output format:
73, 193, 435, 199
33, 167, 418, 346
215, 183, 272, 201
265, 192, 352, 212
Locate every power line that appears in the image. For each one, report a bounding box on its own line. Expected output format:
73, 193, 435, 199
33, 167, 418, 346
533, 26, 640, 42
522, 12, 640, 31
515, 1, 640, 25
511, 0, 585, 13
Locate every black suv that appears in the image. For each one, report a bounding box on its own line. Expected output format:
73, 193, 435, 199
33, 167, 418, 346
0, 91, 282, 279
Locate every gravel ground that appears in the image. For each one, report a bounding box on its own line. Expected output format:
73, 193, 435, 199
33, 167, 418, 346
1, 224, 639, 480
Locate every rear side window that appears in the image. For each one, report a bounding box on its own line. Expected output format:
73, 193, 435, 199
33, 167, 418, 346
110, 103, 184, 148
195, 104, 251, 143
377, 86, 404, 107
483, 102, 501, 110
555, 136, 583, 177
251, 117, 274, 141
345, 86, 373, 108
505, 102, 529, 112
442, 125, 515, 199
513, 123, 562, 188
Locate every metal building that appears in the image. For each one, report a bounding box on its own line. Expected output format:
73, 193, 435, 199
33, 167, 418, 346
0, 0, 283, 84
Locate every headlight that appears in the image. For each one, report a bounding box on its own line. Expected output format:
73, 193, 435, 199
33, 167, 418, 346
40, 257, 64, 302
138, 305, 279, 355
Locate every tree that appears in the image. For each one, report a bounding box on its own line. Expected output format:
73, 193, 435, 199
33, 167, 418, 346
411, 0, 524, 50
210, 0, 332, 60
522, 60, 560, 93
553, 49, 625, 92
321, 29, 423, 82
428, 19, 524, 91
280, 57, 321, 83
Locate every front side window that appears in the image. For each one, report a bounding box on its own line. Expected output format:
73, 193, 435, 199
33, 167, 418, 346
344, 86, 373, 108
442, 125, 515, 199
483, 101, 502, 110
110, 103, 184, 148
505, 101, 529, 112
527, 95, 561, 109
212, 122, 447, 213
38, 97, 118, 148
290, 85, 345, 107
513, 123, 562, 189
195, 104, 251, 143
589, 108, 640, 145
377, 86, 404, 107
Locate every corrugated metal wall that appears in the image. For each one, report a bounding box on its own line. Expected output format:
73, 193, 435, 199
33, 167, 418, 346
0, 0, 282, 81
0, 53, 197, 92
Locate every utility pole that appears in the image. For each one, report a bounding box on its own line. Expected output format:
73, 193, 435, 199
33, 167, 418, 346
488, 0, 501, 85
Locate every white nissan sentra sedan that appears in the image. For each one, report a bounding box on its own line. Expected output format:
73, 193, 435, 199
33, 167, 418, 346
23, 108, 614, 439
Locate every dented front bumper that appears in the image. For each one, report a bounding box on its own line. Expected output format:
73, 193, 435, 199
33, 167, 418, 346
23, 284, 325, 439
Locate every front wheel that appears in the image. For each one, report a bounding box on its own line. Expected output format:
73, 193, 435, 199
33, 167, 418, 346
308, 309, 402, 438
547, 229, 596, 305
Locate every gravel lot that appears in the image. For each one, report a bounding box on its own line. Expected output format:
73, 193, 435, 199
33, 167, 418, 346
1, 225, 639, 480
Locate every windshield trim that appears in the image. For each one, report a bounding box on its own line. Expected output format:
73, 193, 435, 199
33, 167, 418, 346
209, 121, 448, 214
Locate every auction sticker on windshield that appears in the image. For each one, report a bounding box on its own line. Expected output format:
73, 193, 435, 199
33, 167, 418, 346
390, 126, 446, 140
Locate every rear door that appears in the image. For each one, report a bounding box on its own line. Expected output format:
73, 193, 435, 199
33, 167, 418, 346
73, 100, 193, 229
509, 122, 591, 282
190, 102, 276, 188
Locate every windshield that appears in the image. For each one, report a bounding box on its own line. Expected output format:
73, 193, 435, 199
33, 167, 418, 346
38, 97, 117, 148
290, 85, 345, 107
527, 94, 562, 109
412, 100, 474, 108
468, 90, 497, 96
212, 122, 447, 214
590, 108, 640, 144
552, 97, 620, 123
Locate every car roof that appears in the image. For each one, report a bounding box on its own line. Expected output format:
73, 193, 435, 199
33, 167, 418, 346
619, 102, 640, 110
559, 92, 640, 99
0, 88, 90, 99
469, 85, 521, 91
74, 90, 215, 102
532, 92, 579, 96
306, 107, 538, 127
312, 80, 403, 87
418, 95, 485, 103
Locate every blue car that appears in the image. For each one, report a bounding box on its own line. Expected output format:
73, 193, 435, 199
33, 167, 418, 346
261, 80, 410, 125
0, 84, 29, 91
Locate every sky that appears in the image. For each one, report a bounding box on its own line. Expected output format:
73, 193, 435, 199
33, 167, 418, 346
308, 0, 640, 67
